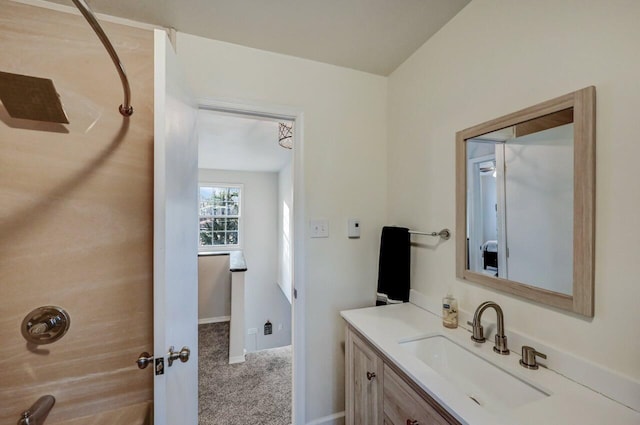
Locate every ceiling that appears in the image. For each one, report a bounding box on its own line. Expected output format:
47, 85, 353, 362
197, 110, 292, 172
43, 0, 470, 167
45, 0, 470, 75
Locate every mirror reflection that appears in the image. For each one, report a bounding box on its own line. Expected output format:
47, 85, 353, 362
457, 86, 595, 317
466, 109, 574, 295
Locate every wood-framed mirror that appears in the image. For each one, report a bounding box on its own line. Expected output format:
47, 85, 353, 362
456, 86, 595, 317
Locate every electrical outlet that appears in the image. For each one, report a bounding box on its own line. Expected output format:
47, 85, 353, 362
277, 323, 283, 331
248, 328, 257, 335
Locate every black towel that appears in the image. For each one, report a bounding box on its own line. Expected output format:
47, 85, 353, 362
376, 226, 411, 305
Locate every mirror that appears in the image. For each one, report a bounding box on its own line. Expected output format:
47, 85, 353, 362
456, 87, 595, 317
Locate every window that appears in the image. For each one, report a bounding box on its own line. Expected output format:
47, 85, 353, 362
198, 184, 242, 249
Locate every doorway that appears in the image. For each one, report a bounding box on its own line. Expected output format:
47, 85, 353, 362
466, 141, 507, 279
195, 103, 303, 425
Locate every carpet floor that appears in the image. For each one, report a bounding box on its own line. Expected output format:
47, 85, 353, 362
198, 322, 292, 425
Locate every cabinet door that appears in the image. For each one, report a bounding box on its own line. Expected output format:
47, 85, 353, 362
383, 364, 451, 425
345, 326, 384, 425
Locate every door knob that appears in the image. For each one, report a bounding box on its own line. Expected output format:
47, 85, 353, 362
167, 346, 190, 367
136, 352, 154, 369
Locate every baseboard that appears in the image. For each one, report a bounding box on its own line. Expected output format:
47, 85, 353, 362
306, 412, 345, 425
228, 355, 246, 364
198, 316, 230, 325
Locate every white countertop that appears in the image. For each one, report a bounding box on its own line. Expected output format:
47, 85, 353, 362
341, 302, 640, 425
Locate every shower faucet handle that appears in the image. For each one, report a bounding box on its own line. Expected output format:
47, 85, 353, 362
21, 306, 71, 345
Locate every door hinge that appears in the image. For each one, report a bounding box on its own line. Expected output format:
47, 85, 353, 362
155, 357, 164, 375
293, 288, 298, 299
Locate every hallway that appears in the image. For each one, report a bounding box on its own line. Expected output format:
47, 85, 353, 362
198, 322, 292, 425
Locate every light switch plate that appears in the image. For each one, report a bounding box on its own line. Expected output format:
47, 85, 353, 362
309, 219, 329, 238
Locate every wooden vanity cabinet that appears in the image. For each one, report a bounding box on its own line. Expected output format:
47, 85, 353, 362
383, 364, 450, 425
345, 324, 384, 425
345, 325, 461, 425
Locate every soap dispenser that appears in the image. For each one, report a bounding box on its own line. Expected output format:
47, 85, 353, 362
442, 293, 458, 329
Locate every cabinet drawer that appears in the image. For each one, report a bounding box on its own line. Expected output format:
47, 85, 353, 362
383, 364, 450, 425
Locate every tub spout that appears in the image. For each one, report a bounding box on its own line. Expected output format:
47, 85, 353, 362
17, 395, 55, 425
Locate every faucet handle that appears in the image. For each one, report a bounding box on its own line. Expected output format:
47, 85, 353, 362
520, 346, 547, 369
467, 320, 486, 343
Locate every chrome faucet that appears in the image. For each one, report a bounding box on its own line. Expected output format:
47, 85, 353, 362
17, 395, 55, 425
468, 301, 510, 355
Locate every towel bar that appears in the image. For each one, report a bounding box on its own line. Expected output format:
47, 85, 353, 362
409, 228, 451, 240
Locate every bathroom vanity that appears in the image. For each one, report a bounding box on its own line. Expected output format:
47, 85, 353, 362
346, 323, 460, 425
342, 301, 640, 425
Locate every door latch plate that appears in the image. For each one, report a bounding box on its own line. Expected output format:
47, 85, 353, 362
155, 357, 164, 375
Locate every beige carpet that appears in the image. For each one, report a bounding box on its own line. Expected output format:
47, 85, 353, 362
198, 322, 292, 425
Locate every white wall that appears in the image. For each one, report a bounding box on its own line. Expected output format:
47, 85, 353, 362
467, 140, 495, 159
198, 255, 231, 320
388, 0, 640, 382
505, 124, 573, 294
278, 161, 294, 303
200, 169, 291, 351
179, 34, 388, 422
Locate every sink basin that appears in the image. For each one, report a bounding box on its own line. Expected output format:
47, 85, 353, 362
399, 335, 548, 413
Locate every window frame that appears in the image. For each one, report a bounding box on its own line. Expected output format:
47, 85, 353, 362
198, 182, 243, 251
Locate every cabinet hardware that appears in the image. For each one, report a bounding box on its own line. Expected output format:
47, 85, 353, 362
366, 371, 376, 380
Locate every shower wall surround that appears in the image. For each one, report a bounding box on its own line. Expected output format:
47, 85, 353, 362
0, 2, 154, 423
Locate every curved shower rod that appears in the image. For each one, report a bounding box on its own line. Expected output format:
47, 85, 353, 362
71, 0, 133, 117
